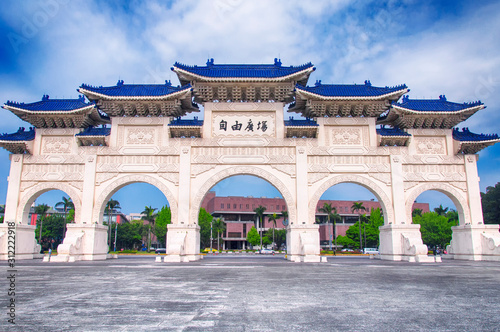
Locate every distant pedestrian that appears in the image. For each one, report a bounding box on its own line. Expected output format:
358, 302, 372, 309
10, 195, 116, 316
48, 248, 52, 258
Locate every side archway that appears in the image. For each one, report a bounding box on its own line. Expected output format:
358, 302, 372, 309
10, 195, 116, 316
16, 183, 82, 224
93, 174, 178, 224
190, 166, 297, 225
405, 183, 470, 225
309, 174, 395, 225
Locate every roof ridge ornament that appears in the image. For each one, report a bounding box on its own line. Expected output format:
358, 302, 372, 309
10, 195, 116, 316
402, 95, 409, 102
165, 80, 172, 86
42, 94, 49, 101
117, 80, 124, 86
439, 94, 446, 101
206, 58, 214, 66
364, 80, 371, 87
315, 80, 322, 87
274, 58, 282, 67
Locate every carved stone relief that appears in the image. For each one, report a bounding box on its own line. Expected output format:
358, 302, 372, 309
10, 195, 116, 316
42, 137, 73, 154
330, 127, 362, 145
415, 137, 446, 155
125, 127, 157, 145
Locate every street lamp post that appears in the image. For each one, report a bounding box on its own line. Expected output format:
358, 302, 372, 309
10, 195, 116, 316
114, 217, 119, 252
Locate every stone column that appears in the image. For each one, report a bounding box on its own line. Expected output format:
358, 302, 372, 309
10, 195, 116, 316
165, 146, 201, 262
379, 155, 431, 262
447, 155, 500, 261
4, 155, 23, 223
287, 145, 320, 262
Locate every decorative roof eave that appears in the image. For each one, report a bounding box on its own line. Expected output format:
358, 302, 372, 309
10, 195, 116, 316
0, 141, 33, 154
295, 86, 409, 101
456, 140, 500, 154
3, 104, 96, 116
391, 104, 484, 115
285, 127, 318, 138
78, 86, 193, 102
172, 66, 315, 84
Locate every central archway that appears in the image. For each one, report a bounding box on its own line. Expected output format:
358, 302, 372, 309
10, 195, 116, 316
309, 174, 395, 226
191, 166, 297, 225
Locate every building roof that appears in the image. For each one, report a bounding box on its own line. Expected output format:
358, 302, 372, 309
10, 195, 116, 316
393, 95, 484, 113
4, 95, 93, 112
75, 126, 111, 137
79, 80, 192, 99
295, 80, 408, 99
172, 58, 315, 85
168, 117, 204, 127
452, 127, 498, 142
284, 117, 319, 127
376, 126, 411, 137
0, 127, 35, 141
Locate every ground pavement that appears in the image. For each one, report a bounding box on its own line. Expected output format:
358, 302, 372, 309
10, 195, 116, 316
1, 254, 499, 331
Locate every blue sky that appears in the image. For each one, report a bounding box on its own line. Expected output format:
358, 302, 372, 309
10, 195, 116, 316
1, 0, 499, 214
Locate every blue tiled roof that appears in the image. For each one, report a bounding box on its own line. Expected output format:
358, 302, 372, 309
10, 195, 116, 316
76, 126, 111, 136
4, 95, 93, 111
395, 95, 483, 112
0, 127, 35, 141
172, 58, 315, 79
168, 117, 203, 126
284, 117, 318, 126
453, 128, 498, 142
376, 126, 411, 137
80, 80, 192, 97
296, 80, 407, 97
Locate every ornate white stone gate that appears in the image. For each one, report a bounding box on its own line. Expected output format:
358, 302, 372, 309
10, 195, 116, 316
1, 59, 499, 262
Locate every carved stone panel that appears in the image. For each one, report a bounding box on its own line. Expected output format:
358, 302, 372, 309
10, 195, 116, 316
42, 137, 73, 154
125, 127, 157, 145
415, 137, 446, 155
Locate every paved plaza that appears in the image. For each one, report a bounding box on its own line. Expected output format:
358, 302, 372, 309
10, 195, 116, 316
2, 255, 499, 331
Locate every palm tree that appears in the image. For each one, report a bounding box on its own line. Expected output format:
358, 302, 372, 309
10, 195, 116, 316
253, 205, 267, 248
351, 202, 366, 250
318, 203, 335, 251
142, 206, 158, 252
55, 196, 74, 239
212, 218, 226, 250
434, 204, 449, 216
267, 213, 281, 249
105, 199, 121, 252
34, 204, 50, 244
281, 210, 288, 225
412, 208, 423, 217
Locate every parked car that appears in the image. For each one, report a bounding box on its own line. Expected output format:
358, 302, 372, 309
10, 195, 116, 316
155, 248, 166, 254
259, 248, 275, 254
341, 248, 354, 252
363, 248, 379, 254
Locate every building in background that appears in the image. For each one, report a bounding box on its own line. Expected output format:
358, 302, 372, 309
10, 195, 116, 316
201, 191, 429, 250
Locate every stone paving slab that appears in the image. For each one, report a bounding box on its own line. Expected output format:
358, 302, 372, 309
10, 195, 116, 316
1, 255, 499, 331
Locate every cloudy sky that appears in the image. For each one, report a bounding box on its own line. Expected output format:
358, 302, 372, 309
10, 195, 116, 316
0, 0, 499, 214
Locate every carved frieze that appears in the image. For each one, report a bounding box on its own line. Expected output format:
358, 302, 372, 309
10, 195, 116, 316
402, 164, 465, 182
308, 172, 329, 185
42, 137, 73, 154
22, 164, 85, 181
415, 137, 446, 155
270, 164, 296, 177
330, 127, 362, 145
367, 173, 392, 185
125, 127, 157, 145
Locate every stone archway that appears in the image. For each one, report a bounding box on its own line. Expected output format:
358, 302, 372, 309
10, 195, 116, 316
309, 174, 395, 226
190, 166, 297, 225
405, 183, 470, 226
16, 182, 83, 224
93, 174, 178, 224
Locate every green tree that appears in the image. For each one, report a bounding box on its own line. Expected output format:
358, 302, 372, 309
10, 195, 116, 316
154, 206, 171, 247
481, 182, 500, 224
111, 220, 145, 250
56, 196, 74, 239
34, 204, 50, 243
365, 208, 384, 247
413, 211, 457, 248
336, 235, 356, 248
34, 214, 66, 251
253, 205, 267, 248
351, 202, 366, 250
105, 199, 121, 252
212, 218, 226, 250
412, 208, 423, 217
198, 208, 213, 249
267, 213, 281, 248
318, 203, 334, 251
281, 210, 288, 226
246, 226, 260, 248
141, 206, 158, 251
434, 204, 449, 216
264, 228, 286, 249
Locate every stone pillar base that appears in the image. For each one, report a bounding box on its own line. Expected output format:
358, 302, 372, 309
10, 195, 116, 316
165, 224, 201, 263
51, 224, 108, 262
447, 224, 500, 261
379, 224, 430, 262
0, 223, 40, 260
286, 225, 321, 263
